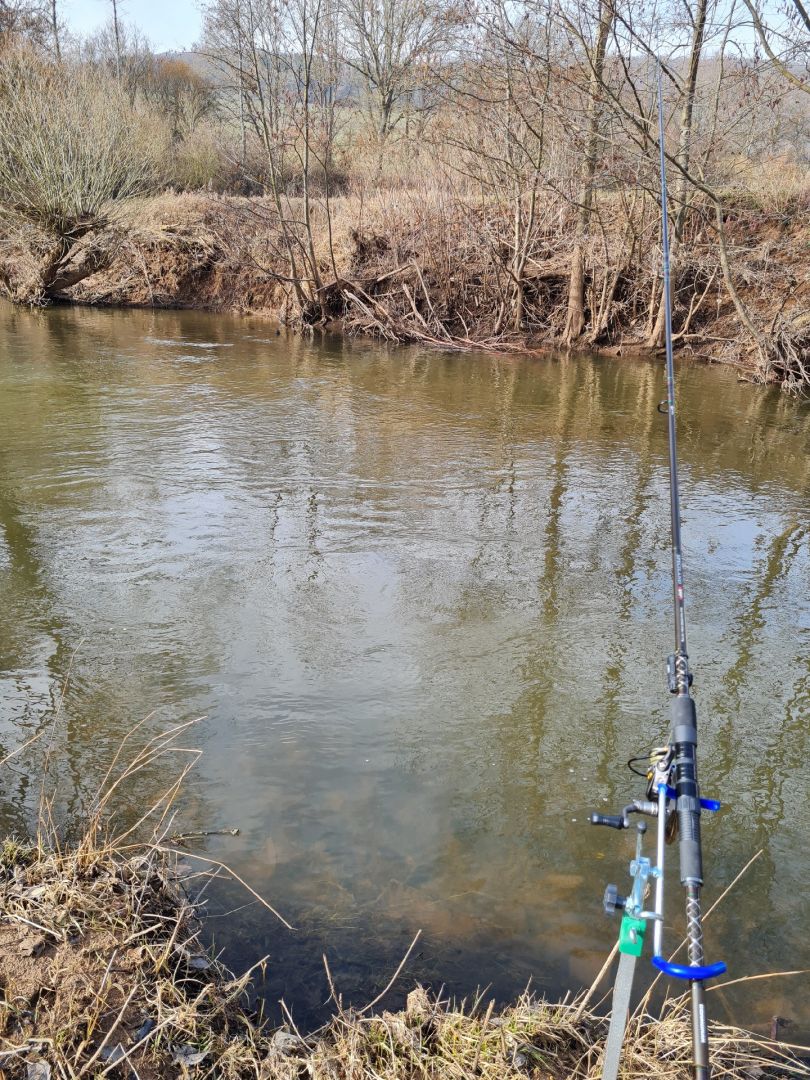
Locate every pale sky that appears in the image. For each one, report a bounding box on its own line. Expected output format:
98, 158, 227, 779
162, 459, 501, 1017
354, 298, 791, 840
61, 0, 204, 52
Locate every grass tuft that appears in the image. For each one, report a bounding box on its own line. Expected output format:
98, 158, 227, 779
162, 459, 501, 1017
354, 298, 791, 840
1, 724, 807, 1079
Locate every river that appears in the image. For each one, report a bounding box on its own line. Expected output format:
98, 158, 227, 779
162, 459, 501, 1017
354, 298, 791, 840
0, 303, 808, 1036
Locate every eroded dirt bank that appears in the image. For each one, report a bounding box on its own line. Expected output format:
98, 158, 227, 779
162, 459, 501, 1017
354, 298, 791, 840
16, 189, 807, 393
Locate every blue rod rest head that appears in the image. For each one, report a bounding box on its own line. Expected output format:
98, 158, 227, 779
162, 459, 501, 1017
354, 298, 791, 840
665, 786, 721, 811
652, 956, 727, 981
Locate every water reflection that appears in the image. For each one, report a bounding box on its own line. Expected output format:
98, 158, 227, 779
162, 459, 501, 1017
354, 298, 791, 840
0, 303, 808, 1035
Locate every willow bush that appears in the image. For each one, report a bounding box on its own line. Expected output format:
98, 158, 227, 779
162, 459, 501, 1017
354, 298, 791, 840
0, 49, 167, 301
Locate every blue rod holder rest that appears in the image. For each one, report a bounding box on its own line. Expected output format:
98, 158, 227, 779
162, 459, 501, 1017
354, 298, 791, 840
652, 956, 727, 981
665, 786, 721, 812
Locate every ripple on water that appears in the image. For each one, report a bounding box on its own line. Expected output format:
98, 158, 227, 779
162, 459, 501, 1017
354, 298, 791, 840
145, 337, 234, 349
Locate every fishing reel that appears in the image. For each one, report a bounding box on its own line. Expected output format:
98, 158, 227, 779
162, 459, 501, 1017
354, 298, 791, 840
647, 746, 679, 843
589, 746, 674, 832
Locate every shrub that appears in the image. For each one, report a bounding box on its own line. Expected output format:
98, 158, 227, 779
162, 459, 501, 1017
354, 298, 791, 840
0, 48, 168, 301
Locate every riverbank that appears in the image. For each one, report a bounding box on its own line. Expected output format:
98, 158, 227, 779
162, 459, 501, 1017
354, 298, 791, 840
1, 727, 807, 1080
2, 832, 807, 1080
7, 184, 808, 393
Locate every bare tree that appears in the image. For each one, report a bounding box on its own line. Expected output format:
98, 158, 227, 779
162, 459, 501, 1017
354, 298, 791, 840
645, 0, 714, 347
49, 0, 57, 56
201, 0, 286, 186
111, 0, 122, 80
0, 0, 52, 52
142, 57, 217, 140
202, 0, 344, 319
82, 18, 154, 103
446, 0, 562, 334
338, 0, 460, 155
740, 0, 810, 93
555, 0, 616, 343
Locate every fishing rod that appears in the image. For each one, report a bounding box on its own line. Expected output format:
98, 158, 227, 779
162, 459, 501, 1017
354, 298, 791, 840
588, 63, 726, 1080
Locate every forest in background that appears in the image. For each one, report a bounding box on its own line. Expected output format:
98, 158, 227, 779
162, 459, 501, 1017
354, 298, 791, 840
0, 0, 808, 389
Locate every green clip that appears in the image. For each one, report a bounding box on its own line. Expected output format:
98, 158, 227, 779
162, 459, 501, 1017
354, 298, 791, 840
618, 915, 647, 957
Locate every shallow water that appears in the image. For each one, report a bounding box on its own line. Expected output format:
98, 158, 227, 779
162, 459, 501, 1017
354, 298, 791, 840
0, 303, 808, 1036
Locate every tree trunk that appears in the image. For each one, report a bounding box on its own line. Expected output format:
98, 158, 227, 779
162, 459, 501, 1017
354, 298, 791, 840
565, 242, 586, 340
111, 0, 122, 82
46, 246, 111, 295
51, 0, 60, 60
564, 0, 613, 344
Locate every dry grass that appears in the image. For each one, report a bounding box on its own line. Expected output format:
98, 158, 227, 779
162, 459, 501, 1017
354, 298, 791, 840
58, 182, 810, 391
1, 865, 808, 1080
0, 837, 257, 1079
2, 723, 807, 1080
0, 719, 275, 1080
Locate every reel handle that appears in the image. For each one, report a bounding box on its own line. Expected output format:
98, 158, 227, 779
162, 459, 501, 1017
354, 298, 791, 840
590, 813, 627, 829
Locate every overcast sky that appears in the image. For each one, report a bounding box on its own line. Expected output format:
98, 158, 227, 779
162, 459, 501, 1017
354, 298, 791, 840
62, 0, 203, 51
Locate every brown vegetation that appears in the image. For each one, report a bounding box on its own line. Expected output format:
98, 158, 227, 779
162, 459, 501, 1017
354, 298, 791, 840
60, 181, 810, 389
1, 722, 809, 1079
0, 0, 808, 390
2, 758, 809, 1079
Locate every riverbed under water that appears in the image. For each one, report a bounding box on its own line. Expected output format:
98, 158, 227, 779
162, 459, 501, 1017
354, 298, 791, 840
0, 303, 808, 1036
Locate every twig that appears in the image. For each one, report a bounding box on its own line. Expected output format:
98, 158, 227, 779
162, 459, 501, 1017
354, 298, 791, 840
168, 828, 240, 843
708, 970, 809, 993
574, 940, 620, 1022
158, 847, 295, 930
3, 913, 62, 940
358, 929, 422, 1016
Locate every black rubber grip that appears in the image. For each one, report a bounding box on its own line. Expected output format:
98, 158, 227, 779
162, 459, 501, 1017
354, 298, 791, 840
672, 696, 704, 884
590, 813, 627, 829
671, 694, 698, 736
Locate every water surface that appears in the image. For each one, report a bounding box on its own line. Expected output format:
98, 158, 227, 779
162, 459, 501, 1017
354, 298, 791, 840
0, 303, 808, 1036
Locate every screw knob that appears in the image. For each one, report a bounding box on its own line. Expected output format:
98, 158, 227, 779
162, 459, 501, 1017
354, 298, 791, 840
603, 883, 627, 915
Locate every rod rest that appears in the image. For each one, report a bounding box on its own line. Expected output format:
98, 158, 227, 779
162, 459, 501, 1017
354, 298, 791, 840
652, 956, 727, 981
664, 786, 722, 812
